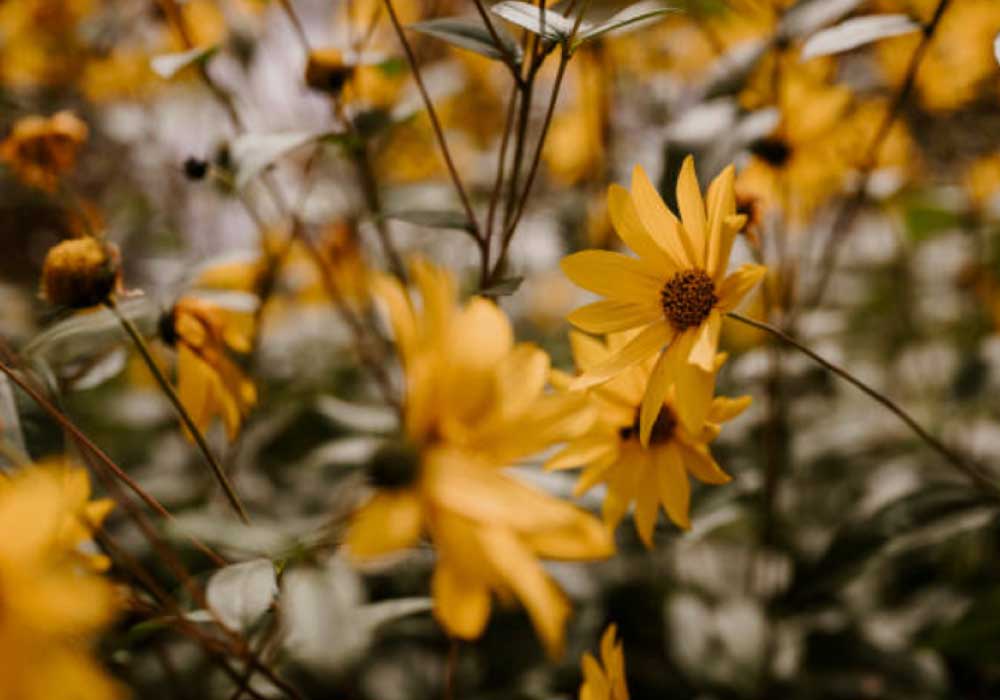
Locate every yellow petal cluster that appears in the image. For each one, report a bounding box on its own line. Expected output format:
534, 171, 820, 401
561, 156, 764, 444
0, 461, 121, 700
579, 624, 629, 700
165, 296, 257, 442
347, 259, 613, 658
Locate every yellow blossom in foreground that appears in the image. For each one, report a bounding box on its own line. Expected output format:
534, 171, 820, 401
561, 157, 763, 443
579, 624, 629, 700
1, 111, 88, 192
550, 332, 749, 544
162, 297, 257, 442
0, 462, 121, 700
347, 259, 613, 658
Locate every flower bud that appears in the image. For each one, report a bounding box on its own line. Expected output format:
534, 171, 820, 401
41, 237, 121, 308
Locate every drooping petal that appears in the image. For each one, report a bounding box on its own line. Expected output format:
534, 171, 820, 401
679, 442, 731, 485
638, 349, 673, 447
581, 653, 611, 700
654, 444, 691, 529
545, 436, 618, 470
688, 310, 722, 372
346, 491, 423, 558
705, 164, 736, 279
574, 456, 616, 496
432, 560, 492, 640
675, 156, 707, 266
569, 330, 613, 373
716, 264, 766, 312
372, 274, 416, 360
608, 183, 677, 271
497, 343, 550, 420
629, 164, 696, 268
632, 458, 660, 547
523, 510, 614, 560
708, 395, 752, 423
561, 251, 665, 304
667, 331, 715, 433
571, 322, 672, 391
568, 299, 663, 335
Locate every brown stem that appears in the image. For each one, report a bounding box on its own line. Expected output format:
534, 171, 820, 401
726, 312, 1000, 500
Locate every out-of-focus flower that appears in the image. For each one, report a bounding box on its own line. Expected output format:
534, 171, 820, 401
1, 111, 88, 192
965, 152, 1000, 212
562, 157, 763, 441
161, 297, 257, 442
0, 0, 93, 86
41, 237, 121, 309
544, 50, 607, 186
81, 49, 160, 103
0, 462, 121, 700
873, 0, 1000, 113
347, 259, 612, 658
579, 624, 629, 700
550, 333, 749, 543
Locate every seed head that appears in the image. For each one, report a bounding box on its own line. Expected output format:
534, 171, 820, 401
41, 237, 121, 309
660, 269, 717, 331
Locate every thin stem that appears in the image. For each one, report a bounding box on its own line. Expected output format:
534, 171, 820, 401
106, 299, 250, 523
382, 0, 480, 236
471, 0, 523, 81
726, 312, 1000, 500
443, 638, 459, 700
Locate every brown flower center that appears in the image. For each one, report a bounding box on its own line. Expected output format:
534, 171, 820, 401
619, 407, 677, 445
661, 269, 717, 331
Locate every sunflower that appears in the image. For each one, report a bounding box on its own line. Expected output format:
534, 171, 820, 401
561, 156, 763, 444
160, 296, 257, 442
0, 462, 121, 700
579, 624, 629, 700
347, 259, 612, 658
549, 332, 750, 545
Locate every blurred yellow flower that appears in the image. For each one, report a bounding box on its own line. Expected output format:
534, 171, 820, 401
0, 462, 121, 700
544, 50, 607, 185
1, 111, 88, 192
347, 259, 612, 658
162, 297, 257, 442
579, 624, 629, 700
550, 332, 749, 544
562, 157, 763, 442
965, 152, 1000, 211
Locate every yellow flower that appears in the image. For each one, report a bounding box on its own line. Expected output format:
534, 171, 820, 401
561, 157, 763, 443
347, 259, 613, 658
965, 152, 1000, 212
579, 624, 629, 700
543, 50, 607, 185
162, 297, 257, 442
550, 332, 750, 544
1, 111, 88, 192
0, 462, 121, 700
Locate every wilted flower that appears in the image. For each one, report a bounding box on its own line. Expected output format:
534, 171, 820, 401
347, 259, 612, 658
41, 237, 121, 309
1, 111, 87, 192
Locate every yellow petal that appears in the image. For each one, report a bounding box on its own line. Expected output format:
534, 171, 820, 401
574, 457, 616, 496
581, 653, 610, 700
568, 299, 663, 335
346, 491, 422, 558
372, 273, 416, 360
638, 349, 673, 448
608, 183, 677, 271
716, 264, 766, 312
432, 560, 492, 640
675, 155, 707, 266
708, 395, 752, 424
523, 510, 614, 560
705, 164, 736, 279
630, 164, 695, 268
572, 322, 672, 390
654, 443, 691, 529
688, 310, 722, 372
570, 330, 613, 372
633, 457, 659, 547
667, 330, 715, 433
561, 251, 664, 304
497, 343, 549, 420
679, 443, 731, 485
479, 526, 570, 659
545, 436, 618, 471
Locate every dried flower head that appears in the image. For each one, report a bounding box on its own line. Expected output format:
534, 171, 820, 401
0, 111, 87, 191
304, 48, 355, 95
41, 237, 121, 309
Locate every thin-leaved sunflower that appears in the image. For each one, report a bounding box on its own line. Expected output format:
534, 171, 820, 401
549, 331, 749, 545
561, 156, 763, 444
347, 259, 613, 658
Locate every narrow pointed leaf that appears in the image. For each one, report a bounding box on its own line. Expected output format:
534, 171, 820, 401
801, 14, 920, 60
410, 17, 522, 63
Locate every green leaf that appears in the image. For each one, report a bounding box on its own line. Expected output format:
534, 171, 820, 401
150, 45, 218, 79
410, 17, 522, 63
801, 14, 920, 60
490, 1, 575, 40
480, 276, 524, 297
384, 209, 474, 232
376, 56, 407, 77
575, 1, 677, 45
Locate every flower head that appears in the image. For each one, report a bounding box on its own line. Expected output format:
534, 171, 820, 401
561, 156, 763, 444
41, 237, 121, 309
0, 462, 121, 700
347, 259, 612, 658
549, 332, 750, 545
579, 624, 629, 700
161, 296, 257, 442
0, 111, 87, 191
